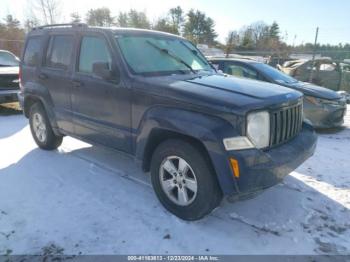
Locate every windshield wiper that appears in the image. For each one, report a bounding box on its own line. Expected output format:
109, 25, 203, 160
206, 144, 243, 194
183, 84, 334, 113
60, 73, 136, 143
145, 40, 196, 74
179, 41, 212, 68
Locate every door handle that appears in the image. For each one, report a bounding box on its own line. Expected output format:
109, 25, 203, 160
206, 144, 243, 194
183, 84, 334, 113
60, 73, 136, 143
38, 73, 48, 80
72, 80, 83, 88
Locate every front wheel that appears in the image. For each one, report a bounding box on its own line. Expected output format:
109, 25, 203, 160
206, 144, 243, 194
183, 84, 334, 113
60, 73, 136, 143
150, 139, 222, 220
29, 103, 63, 150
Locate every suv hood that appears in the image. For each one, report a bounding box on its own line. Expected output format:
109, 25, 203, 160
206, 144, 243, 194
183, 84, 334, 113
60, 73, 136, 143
185, 75, 297, 99
0, 66, 19, 75
139, 74, 302, 114
286, 81, 341, 100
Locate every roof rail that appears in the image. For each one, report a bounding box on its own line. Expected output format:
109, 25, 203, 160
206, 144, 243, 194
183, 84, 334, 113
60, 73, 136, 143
32, 23, 88, 31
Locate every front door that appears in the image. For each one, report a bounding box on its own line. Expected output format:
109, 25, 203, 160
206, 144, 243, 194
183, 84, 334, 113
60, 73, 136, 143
71, 33, 131, 153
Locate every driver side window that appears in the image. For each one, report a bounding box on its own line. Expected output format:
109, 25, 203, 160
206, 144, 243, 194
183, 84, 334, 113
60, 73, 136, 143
224, 63, 258, 80
78, 36, 112, 74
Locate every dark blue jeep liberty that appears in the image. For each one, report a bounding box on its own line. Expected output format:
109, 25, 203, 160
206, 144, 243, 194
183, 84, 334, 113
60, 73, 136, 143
18, 24, 317, 220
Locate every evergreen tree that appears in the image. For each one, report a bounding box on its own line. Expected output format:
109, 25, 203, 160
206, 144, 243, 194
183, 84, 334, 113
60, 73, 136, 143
153, 18, 174, 34
127, 9, 150, 29
168, 6, 184, 35
70, 12, 81, 23
4, 15, 20, 28
183, 9, 217, 45
85, 7, 114, 27
116, 12, 128, 27
269, 21, 280, 40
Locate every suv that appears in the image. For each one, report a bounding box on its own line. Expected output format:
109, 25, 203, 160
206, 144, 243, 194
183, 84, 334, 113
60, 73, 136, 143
19, 24, 317, 220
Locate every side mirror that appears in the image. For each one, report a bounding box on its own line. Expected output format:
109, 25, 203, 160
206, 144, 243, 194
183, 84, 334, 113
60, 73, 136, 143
92, 62, 119, 82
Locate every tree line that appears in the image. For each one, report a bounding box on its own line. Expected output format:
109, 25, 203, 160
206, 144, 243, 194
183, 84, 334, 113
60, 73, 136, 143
1, 0, 349, 61
73, 6, 218, 46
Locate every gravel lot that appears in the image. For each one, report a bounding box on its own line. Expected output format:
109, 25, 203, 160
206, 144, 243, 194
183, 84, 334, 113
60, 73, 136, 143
0, 105, 349, 255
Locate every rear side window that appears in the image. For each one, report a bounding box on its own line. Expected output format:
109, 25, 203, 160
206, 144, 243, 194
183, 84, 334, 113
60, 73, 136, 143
78, 36, 112, 74
45, 35, 74, 70
23, 37, 41, 66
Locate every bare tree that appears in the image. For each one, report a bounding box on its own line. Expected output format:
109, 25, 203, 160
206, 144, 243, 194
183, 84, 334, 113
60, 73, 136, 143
27, 0, 61, 25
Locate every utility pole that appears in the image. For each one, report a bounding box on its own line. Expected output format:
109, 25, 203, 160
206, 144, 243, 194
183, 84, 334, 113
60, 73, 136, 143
309, 27, 319, 82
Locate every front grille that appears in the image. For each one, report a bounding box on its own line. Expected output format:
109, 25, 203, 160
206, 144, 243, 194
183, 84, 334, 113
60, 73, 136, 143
0, 74, 19, 90
269, 102, 303, 147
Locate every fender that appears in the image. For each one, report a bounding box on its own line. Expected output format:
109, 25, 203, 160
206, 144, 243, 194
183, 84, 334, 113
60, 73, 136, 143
23, 81, 61, 136
135, 106, 242, 195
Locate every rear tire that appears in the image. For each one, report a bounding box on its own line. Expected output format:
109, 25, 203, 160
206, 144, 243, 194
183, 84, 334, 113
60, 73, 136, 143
150, 139, 222, 220
29, 102, 63, 150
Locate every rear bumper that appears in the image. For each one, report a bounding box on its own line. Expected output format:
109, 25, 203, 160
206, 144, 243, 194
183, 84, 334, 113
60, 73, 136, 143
227, 123, 317, 195
0, 90, 19, 103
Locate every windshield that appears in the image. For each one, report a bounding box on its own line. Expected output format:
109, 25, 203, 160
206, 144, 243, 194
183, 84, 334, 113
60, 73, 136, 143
115, 35, 212, 76
254, 63, 298, 84
0, 51, 19, 66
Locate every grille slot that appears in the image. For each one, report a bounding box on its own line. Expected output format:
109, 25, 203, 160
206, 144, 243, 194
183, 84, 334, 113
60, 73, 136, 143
270, 103, 303, 147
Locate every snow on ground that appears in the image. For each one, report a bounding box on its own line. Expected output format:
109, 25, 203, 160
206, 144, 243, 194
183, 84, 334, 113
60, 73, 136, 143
0, 109, 349, 255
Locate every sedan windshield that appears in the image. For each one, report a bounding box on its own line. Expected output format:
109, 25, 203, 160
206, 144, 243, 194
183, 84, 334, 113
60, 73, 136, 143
0, 51, 19, 66
115, 35, 213, 76
254, 63, 298, 84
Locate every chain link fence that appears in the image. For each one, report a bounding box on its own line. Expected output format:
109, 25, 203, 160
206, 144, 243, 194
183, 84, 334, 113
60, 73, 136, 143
0, 39, 24, 57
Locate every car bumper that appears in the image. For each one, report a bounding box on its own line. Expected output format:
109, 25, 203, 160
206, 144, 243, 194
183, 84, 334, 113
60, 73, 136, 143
227, 123, 317, 196
304, 102, 347, 129
0, 90, 19, 104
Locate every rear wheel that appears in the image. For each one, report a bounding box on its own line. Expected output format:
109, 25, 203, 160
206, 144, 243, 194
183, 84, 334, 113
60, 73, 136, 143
150, 139, 222, 220
29, 103, 63, 150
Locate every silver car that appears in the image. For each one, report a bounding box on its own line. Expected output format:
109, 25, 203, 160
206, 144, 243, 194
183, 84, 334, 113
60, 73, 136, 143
209, 57, 347, 128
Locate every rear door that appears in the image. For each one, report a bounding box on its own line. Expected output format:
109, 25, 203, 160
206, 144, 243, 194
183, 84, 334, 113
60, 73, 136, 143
39, 33, 76, 133
71, 32, 132, 153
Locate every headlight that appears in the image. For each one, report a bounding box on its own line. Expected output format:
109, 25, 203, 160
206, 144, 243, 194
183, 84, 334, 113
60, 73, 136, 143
247, 111, 270, 149
304, 96, 341, 106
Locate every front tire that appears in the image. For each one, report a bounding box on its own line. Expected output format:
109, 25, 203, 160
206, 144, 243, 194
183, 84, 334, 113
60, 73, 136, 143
29, 103, 63, 150
150, 139, 222, 220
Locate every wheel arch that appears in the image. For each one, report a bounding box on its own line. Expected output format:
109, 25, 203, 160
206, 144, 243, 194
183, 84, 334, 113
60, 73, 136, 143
142, 129, 212, 173
23, 93, 61, 136
135, 107, 241, 195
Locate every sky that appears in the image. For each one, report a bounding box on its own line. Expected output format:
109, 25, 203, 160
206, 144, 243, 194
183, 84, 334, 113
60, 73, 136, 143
1, 0, 349, 45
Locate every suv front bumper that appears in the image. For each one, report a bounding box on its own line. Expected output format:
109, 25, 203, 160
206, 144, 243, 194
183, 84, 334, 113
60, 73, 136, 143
227, 123, 317, 196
